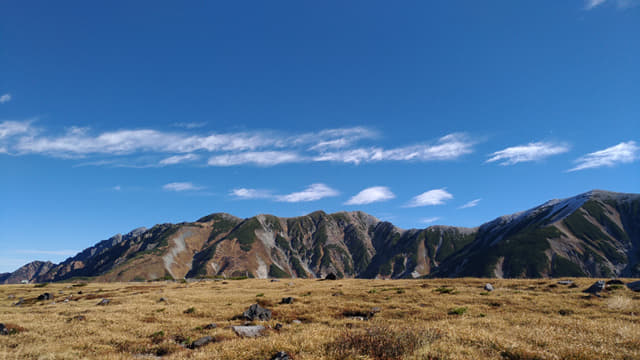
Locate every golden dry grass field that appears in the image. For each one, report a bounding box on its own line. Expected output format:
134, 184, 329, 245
1, 278, 639, 360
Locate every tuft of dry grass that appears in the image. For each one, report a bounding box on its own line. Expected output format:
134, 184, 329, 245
0, 278, 639, 359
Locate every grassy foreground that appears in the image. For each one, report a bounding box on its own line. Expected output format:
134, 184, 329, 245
1, 278, 639, 360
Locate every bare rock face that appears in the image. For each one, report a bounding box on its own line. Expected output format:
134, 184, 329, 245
0, 261, 54, 284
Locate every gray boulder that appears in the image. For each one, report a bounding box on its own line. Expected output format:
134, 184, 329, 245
0, 324, 7, 335
242, 303, 272, 321
271, 351, 292, 360
97, 298, 111, 306
557, 280, 574, 285
281, 297, 294, 304
204, 323, 217, 329
38, 293, 53, 301
188, 336, 214, 349
583, 280, 605, 296
484, 283, 494, 292
232, 325, 266, 338
626, 280, 640, 292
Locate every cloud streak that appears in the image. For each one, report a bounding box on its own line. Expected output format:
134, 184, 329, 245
0, 94, 11, 104
230, 188, 273, 200
487, 141, 569, 165
407, 188, 453, 207
459, 198, 481, 209
162, 182, 204, 192
276, 183, 339, 203
345, 186, 395, 205
569, 141, 639, 171
314, 133, 474, 164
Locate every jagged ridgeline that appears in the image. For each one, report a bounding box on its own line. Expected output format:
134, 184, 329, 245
2, 190, 639, 283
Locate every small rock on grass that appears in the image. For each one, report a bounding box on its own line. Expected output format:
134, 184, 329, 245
280, 297, 294, 304
188, 336, 214, 349
583, 281, 605, 296
97, 298, 111, 306
242, 303, 272, 321
484, 283, 494, 292
232, 325, 266, 338
627, 280, 640, 292
271, 351, 292, 360
557, 280, 573, 285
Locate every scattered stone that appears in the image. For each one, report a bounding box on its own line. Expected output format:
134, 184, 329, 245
484, 283, 494, 292
158, 297, 168, 303
188, 336, 214, 349
13, 298, 24, 306
38, 293, 54, 301
583, 280, 605, 296
291, 319, 302, 325
281, 297, 294, 304
270, 279, 280, 282
626, 280, 640, 292
0, 324, 7, 335
343, 309, 377, 320
270, 351, 292, 360
232, 325, 266, 338
274, 323, 283, 331
557, 280, 574, 285
71, 315, 86, 321
325, 273, 338, 280
370, 307, 381, 314
7, 295, 14, 300
204, 323, 217, 330
97, 298, 111, 306
287, 282, 295, 286
606, 279, 625, 285
242, 303, 272, 321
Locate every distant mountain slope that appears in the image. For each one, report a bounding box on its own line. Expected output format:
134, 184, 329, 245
432, 190, 640, 278
3, 190, 639, 283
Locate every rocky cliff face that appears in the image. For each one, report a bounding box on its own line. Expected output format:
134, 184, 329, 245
433, 190, 640, 278
3, 190, 639, 283
0, 261, 55, 284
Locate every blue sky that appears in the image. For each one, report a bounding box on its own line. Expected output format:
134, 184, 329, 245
1, 1, 639, 273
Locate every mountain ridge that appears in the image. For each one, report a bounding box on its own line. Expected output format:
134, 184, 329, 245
4, 189, 639, 283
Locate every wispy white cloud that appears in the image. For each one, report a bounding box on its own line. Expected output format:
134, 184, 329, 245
159, 153, 199, 165
229, 188, 273, 200
568, 141, 639, 171
113, 185, 121, 191
487, 141, 569, 165
0, 120, 32, 139
459, 198, 481, 209
584, 0, 639, 10
345, 186, 395, 205
314, 133, 475, 165
276, 183, 339, 203
0, 121, 477, 168
162, 182, 204, 192
0, 94, 11, 104
172, 122, 207, 129
421, 217, 441, 224
585, 0, 608, 9
208, 151, 303, 166
406, 188, 453, 207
